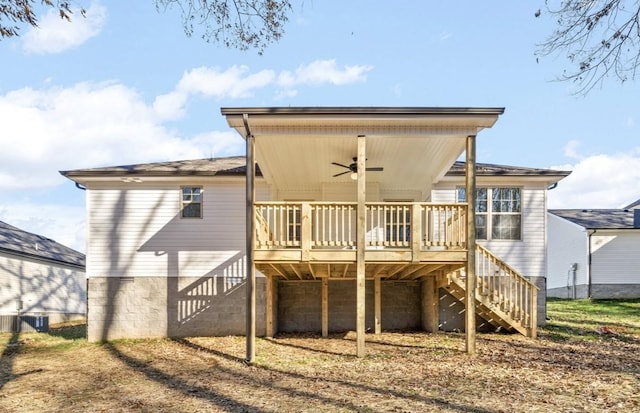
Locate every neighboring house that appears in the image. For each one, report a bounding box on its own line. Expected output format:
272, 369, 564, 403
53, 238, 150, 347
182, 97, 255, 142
60, 107, 570, 349
0, 220, 86, 327
548, 202, 640, 299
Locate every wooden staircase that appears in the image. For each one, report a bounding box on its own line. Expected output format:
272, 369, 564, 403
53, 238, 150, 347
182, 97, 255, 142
443, 245, 539, 338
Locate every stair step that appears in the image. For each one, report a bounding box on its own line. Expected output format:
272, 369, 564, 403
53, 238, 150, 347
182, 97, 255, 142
445, 274, 531, 336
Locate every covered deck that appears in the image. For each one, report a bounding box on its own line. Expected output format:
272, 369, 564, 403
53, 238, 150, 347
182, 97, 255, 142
221, 106, 506, 360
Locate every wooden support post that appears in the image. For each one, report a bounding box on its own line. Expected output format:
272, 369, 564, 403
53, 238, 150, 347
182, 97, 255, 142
465, 135, 477, 355
530, 287, 538, 339
266, 276, 273, 338
374, 277, 381, 334
423, 277, 439, 333
356, 134, 366, 357
245, 116, 256, 363
322, 277, 329, 337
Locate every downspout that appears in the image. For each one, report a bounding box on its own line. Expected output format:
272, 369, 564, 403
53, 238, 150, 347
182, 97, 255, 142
587, 229, 596, 299
567, 263, 578, 299
243, 113, 256, 363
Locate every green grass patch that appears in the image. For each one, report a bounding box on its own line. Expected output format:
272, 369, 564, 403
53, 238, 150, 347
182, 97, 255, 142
544, 298, 640, 342
48, 321, 87, 341
0, 321, 88, 354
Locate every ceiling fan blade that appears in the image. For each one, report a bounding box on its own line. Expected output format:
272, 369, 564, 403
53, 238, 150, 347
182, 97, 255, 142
366, 167, 384, 171
333, 170, 351, 177
331, 162, 351, 169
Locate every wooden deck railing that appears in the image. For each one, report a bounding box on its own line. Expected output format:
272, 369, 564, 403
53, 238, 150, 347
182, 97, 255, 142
255, 202, 467, 250
475, 244, 539, 337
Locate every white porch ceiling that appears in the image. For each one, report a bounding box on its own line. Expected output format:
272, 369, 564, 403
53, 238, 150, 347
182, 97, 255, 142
222, 107, 504, 198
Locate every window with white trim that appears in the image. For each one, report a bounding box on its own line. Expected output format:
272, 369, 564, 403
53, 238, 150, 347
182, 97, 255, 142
181, 187, 203, 218
457, 187, 522, 240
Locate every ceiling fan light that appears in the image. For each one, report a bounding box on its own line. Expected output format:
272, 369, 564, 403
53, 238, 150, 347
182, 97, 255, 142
350, 172, 358, 180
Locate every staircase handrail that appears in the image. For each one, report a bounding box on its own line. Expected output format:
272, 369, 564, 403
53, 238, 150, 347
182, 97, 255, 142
475, 244, 538, 337
476, 244, 539, 291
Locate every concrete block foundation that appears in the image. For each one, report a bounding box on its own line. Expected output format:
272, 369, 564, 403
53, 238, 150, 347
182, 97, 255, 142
87, 276, 266, 342
590, 284, 640, 299
548, 284, 640, 299
87, 275, 549, 341
276, 280, 422, 333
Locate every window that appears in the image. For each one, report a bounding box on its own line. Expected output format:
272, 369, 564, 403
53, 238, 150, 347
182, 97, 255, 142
181, 187, 203, 218
457, 187, 521, 240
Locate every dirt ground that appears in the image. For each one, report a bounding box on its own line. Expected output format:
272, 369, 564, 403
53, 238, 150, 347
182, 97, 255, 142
1, 323, 639, 413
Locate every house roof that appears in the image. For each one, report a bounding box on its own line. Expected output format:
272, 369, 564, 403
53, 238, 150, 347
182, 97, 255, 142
0, 220, 85, 268
60, 156, 260, 179
446, 161, 571, 177
62, 156, 569, 183
624, 198, 640, 209
220, 106, 506, 116
548, 209, 640, 230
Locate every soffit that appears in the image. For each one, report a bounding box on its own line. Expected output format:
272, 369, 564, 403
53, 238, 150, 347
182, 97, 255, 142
222, 107, 504, 195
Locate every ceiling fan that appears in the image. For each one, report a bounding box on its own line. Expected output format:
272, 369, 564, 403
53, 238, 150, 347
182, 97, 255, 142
332, 157, 384, 178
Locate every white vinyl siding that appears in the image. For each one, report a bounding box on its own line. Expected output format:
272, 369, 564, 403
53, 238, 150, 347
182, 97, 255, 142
547, 213, 589, 290
431, 187, 456, 203
86, 181, 270, 278
591, 231, 640, 284
380, 189, 421, 202
321, 182, 380, 202
432, 182, 549, 278
0, 252, 86, 314
483, 184, 547, 278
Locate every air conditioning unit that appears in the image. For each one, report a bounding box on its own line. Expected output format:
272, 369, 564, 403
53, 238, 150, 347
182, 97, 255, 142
0, 314, 49, 333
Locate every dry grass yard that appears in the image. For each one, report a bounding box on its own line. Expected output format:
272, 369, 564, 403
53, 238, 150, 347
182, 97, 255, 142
1, 299, 639, 413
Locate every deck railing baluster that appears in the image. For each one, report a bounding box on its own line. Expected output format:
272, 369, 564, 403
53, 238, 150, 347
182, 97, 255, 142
470, 245, 539, 337
254, 202, 468, 251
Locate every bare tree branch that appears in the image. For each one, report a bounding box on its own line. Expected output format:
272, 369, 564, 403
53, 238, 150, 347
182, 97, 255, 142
0, 0, 80, 38
2, 0, 291, 56
537, 0, 640, 94
155, 0, 292, 54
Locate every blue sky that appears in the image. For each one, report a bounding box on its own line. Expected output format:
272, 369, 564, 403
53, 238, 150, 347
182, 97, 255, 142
1, 1, 639, 252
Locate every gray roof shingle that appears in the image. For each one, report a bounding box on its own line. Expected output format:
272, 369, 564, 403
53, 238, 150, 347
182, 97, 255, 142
61, 156, 568, 179
446, 161, 571, 177
549, 209, 640, 230
0, 221, 85, 268
60, 156, 260, 178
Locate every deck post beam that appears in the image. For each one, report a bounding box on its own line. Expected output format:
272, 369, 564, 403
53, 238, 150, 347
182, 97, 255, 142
356, 134, 366, 357
244, 114, 256, 363
422, 276, 439, 333
266, 276, 274, 338
322, 277, 329, 337
530, 287, 538, 339
374, 276, 381, 334
465, 135, 477, 355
